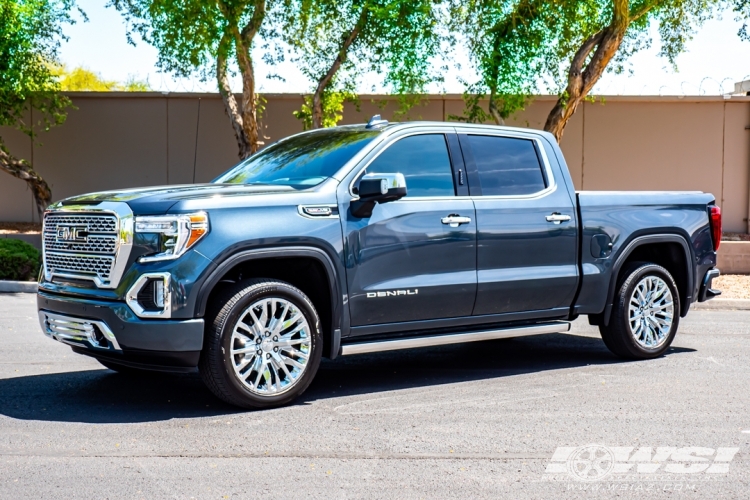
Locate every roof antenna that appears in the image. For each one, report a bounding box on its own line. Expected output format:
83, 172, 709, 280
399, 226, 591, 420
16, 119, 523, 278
366, 114, 389, 129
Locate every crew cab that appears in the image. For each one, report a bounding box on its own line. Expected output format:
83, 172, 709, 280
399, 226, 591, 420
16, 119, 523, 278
37, 117, 722, 408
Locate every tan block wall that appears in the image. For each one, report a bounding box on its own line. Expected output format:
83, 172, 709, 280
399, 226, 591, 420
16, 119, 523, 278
718, 242, 750, 274
1, 93, 748, 232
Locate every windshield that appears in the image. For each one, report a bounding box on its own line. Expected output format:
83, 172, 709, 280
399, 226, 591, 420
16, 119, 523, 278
213, 128, 381, 188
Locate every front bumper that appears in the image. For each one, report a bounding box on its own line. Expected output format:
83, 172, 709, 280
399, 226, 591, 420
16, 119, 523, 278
37, 291, 204, 370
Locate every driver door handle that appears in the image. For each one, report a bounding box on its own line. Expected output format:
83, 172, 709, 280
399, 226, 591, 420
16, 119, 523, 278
545, 213, 571, 224
441, 214, 472, 227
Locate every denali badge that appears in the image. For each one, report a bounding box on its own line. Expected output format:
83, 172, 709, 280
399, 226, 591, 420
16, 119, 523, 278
367, 289, 418, 298
56, 225, 89, 243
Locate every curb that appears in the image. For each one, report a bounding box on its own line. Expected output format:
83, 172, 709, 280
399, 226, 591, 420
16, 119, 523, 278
0, 281, 38, 293
692, 298, 750, 311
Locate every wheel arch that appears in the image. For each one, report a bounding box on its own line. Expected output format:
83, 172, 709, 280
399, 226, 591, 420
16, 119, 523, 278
602, 233, 694, 326
194, 246, 344, 359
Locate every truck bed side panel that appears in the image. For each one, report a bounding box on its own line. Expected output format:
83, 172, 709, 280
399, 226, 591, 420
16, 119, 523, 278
575, 191, 717, 316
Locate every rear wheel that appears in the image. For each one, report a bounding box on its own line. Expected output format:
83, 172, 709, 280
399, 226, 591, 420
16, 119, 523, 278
199, 279, 322, 409
599, 263, 680, 359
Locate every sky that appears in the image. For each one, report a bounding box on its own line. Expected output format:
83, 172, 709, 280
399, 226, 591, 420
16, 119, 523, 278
58, 1, 750, 96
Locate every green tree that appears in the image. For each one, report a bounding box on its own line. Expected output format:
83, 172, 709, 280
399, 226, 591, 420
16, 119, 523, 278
111, 0, 268, 158
51, 65, 151, 91
0, 0, 78, 218
454, 0, 718, 141
275, 0, 441, 129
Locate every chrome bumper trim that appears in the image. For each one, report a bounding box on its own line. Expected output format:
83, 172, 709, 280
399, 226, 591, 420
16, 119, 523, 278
341, 321, 570, 355
38, 310, 121, 351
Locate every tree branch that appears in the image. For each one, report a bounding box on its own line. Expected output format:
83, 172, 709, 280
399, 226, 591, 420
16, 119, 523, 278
311, 5, 369, 129
0, 145, 51, 219
544, 0, 632, 142
241, 0, 266, 47
629, 0, 658, 23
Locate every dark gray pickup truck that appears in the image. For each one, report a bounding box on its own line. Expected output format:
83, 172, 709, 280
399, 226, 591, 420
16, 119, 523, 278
37, 117, 722, 408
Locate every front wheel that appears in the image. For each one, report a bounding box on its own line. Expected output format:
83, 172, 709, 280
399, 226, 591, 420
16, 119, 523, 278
599, 263, 680, 360
199, 279, 323, 409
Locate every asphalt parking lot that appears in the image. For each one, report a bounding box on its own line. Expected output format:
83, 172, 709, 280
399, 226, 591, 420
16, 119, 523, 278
0, 293, 749, 499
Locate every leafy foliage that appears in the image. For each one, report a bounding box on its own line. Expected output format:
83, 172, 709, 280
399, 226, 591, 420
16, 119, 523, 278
111, 0, 269, 157
293, 91, 358, 130
0, 0, 79, 217
451, 0, 719, 132
51, 65, 151, 91
273, 0, 442, 128
0, 239, 41, 281
0, 0, 77, 142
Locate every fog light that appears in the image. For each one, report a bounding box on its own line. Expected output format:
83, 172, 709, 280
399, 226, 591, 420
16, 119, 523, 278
153, 279, 165, 308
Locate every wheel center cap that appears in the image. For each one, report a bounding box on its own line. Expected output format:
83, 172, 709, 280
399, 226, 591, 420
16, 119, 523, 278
261, 339, 274, 352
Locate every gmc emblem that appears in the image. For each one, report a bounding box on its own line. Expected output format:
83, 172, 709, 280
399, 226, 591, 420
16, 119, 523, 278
56, 225, 89, 243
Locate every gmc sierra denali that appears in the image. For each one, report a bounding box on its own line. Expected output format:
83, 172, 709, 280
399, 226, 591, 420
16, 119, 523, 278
37, 117, 723, 409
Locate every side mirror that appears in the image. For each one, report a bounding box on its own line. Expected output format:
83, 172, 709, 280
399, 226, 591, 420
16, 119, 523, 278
351, 173, 407, 218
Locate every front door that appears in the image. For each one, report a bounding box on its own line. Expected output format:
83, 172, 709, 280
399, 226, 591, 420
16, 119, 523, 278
340, 132, 477, 330
458, 132, 579, 316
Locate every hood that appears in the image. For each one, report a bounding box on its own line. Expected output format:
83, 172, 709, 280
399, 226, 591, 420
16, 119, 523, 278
56, 183, 299, 215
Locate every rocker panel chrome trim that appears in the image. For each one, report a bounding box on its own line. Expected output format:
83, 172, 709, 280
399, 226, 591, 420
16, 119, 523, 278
340, 321, 570, 355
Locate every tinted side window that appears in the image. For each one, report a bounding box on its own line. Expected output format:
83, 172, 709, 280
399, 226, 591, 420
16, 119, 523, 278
365, 134, 455, 197
467, 135, 547, 196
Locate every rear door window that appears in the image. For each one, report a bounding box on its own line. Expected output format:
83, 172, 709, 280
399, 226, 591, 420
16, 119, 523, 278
365, 134, 455, 197
466, 135, 547, 196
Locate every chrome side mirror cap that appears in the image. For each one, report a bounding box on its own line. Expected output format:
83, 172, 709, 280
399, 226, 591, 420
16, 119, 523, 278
351, 173, 407, 218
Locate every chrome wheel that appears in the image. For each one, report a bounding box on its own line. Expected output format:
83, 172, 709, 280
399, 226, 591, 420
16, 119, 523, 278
628, 275, 674, 349
229, 297, 311, 396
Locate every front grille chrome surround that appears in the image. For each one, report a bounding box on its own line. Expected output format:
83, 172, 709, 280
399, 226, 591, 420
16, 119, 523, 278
38, 310, 121, 351
42, 201, 134, 288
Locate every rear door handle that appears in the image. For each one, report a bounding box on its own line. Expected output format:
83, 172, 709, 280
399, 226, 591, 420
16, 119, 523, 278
546, 213, 571, 224
441, 214, 472, 227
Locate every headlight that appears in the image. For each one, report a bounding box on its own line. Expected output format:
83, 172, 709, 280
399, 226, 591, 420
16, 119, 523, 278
135, 212, 209, 263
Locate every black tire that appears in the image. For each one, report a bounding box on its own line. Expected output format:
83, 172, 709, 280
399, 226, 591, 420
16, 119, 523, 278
97, 359, 151, 376
599, 263, 681, 360
199, 279, 323, 409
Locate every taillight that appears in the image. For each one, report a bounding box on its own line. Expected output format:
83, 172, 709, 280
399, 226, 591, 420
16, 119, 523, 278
709, 205, 722, 251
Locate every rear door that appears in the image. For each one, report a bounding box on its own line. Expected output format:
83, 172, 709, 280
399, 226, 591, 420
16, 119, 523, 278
340, 131, 477, 330
459, 131, 578, 316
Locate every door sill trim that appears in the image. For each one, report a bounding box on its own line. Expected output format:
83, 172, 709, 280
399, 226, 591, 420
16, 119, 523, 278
340, 321, 570, 356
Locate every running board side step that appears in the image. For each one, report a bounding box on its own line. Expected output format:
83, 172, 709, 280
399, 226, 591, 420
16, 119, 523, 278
340, 321, 571, 356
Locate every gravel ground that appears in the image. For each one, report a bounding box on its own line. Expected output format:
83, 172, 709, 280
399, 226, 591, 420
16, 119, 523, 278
713, 275, 750, 299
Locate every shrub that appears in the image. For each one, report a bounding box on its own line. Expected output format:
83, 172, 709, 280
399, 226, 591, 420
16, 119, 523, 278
0, 239, 41, 281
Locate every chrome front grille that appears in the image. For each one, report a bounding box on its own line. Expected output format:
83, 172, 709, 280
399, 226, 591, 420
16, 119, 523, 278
45, 252, 115, 279
42, 202, 134, 288
43, 233, 117, 254
44, 213, 117, 233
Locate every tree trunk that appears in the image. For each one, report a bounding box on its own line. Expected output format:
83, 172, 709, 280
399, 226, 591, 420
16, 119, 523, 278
311, 7, 368, 129
217, 32, 252, 159
544, 0, 633, 142
488, 87, 505, 125
0, 147, 51, 220
215, 0, 266, 160
234, 37, 260, 157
